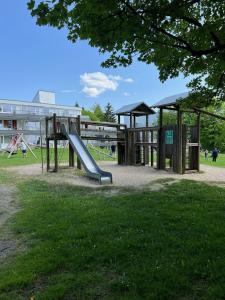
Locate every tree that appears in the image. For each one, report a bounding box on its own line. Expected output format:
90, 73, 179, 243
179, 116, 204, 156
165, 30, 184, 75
28, 0, 225, 107
160, 111, 177, 126
156, 106, 225, 152
93, 104, 104, 121
104, 103, 116, 123
81, 108, 99, 121
200, 106, 225, 152
75, 101, 80, 107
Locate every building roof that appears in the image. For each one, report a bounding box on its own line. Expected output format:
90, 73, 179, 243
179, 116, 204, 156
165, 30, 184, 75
151, 92, 189, 108
0, 113, 45, 121
115, 102, 155, 115
0, 98, 82, 111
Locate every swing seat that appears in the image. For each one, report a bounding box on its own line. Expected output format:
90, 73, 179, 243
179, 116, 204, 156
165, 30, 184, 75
6, 150, 18, 155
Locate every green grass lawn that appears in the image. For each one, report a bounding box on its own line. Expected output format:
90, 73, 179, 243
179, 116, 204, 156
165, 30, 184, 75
200, 152, 225, 168
0, 146, 114, 167
1, 174, 225, 299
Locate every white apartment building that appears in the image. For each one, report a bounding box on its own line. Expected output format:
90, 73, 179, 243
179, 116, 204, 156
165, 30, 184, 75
0, 90, 82, 148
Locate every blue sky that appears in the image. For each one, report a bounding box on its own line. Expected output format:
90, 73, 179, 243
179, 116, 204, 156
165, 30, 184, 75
0, 1, 190, 110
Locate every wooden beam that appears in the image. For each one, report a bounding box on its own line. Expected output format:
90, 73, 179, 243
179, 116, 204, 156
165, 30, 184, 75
194, 108, 225, 121
81, 136, 124, 142
127, 126, 158, 132
80, 120, 126, 128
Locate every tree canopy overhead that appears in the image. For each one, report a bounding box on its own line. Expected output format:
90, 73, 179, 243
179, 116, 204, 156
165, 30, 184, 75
28, 0, 225, 107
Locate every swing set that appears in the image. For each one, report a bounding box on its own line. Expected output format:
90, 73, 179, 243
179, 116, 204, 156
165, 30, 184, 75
1, 133, 37, 159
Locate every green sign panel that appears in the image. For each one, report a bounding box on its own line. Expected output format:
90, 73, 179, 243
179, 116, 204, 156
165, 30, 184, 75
165, 130, 174, 145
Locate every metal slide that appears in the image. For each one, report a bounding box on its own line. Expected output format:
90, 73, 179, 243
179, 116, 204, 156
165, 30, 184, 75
61, 124, 112, 184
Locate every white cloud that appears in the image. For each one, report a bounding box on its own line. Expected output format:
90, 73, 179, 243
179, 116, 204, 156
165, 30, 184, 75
80, 72, 134, 98
82, 86, 104, 98
123, 92, 130, 97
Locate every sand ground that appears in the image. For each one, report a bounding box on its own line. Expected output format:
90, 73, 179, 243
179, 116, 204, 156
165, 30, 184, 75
3, 162, 225, 187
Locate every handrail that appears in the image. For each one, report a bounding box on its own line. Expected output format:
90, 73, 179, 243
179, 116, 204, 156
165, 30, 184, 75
88, 143, 116, 160
127, 126, 158, 132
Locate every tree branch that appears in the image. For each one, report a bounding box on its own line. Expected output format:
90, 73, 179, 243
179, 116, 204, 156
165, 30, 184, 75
121, 0, 225, 57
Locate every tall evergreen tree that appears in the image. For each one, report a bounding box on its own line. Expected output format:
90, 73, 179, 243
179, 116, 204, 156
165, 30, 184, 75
93, 104, 104, 121
104, 103, 116, 123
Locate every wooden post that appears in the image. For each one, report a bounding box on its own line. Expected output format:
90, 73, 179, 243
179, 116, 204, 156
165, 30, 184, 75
117, 114, 121, 165
125, 129, 128, 165
54, 139, 58, 172
134, 115, 136, 128
46, 117, 50, 172
53, 113, 57, 136
157, 108, 163, 169
151, 130, 154, 167
76, 115, 82, 170
52, 114, 58, 172
68, 118, 75, 167
130, 114, 133, 128
177, 107, 183, 174
46, 139, 50, 172
196, 112, 201, 172
40, 120, 44, 173
145, 114, 149, 165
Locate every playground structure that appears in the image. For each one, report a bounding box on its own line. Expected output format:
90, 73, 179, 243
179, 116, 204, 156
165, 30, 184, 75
1, 133, 37, 159
45, 100, 202, 184
152, 96, 201, 174
45, 114, 125, 183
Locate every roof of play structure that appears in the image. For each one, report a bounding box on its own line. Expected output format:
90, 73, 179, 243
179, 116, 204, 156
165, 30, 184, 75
115, 102, 155, 116
152, 92, 189, 108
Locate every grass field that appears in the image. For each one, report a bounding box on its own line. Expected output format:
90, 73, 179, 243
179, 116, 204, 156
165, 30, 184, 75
200, 152, 225, 168
1, 172, 225, 299
0, 146, 114, 167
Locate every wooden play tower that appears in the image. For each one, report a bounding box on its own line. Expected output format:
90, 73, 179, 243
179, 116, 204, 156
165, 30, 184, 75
115, 102, 157, 166
152, 93, 201, 174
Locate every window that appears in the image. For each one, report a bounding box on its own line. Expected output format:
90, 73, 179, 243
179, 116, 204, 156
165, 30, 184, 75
2, 104, 12, 113
26, 122, 40, 130
0, 120, 3, 128
27, 106, 36, 115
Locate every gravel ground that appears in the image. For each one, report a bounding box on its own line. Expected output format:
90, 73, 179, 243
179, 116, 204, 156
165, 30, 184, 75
4, 162, 225, 187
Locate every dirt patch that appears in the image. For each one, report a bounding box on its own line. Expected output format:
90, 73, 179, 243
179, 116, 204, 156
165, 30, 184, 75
0, 185, 18, 227
0, 238, 18, 261
0, 185, 19, 261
